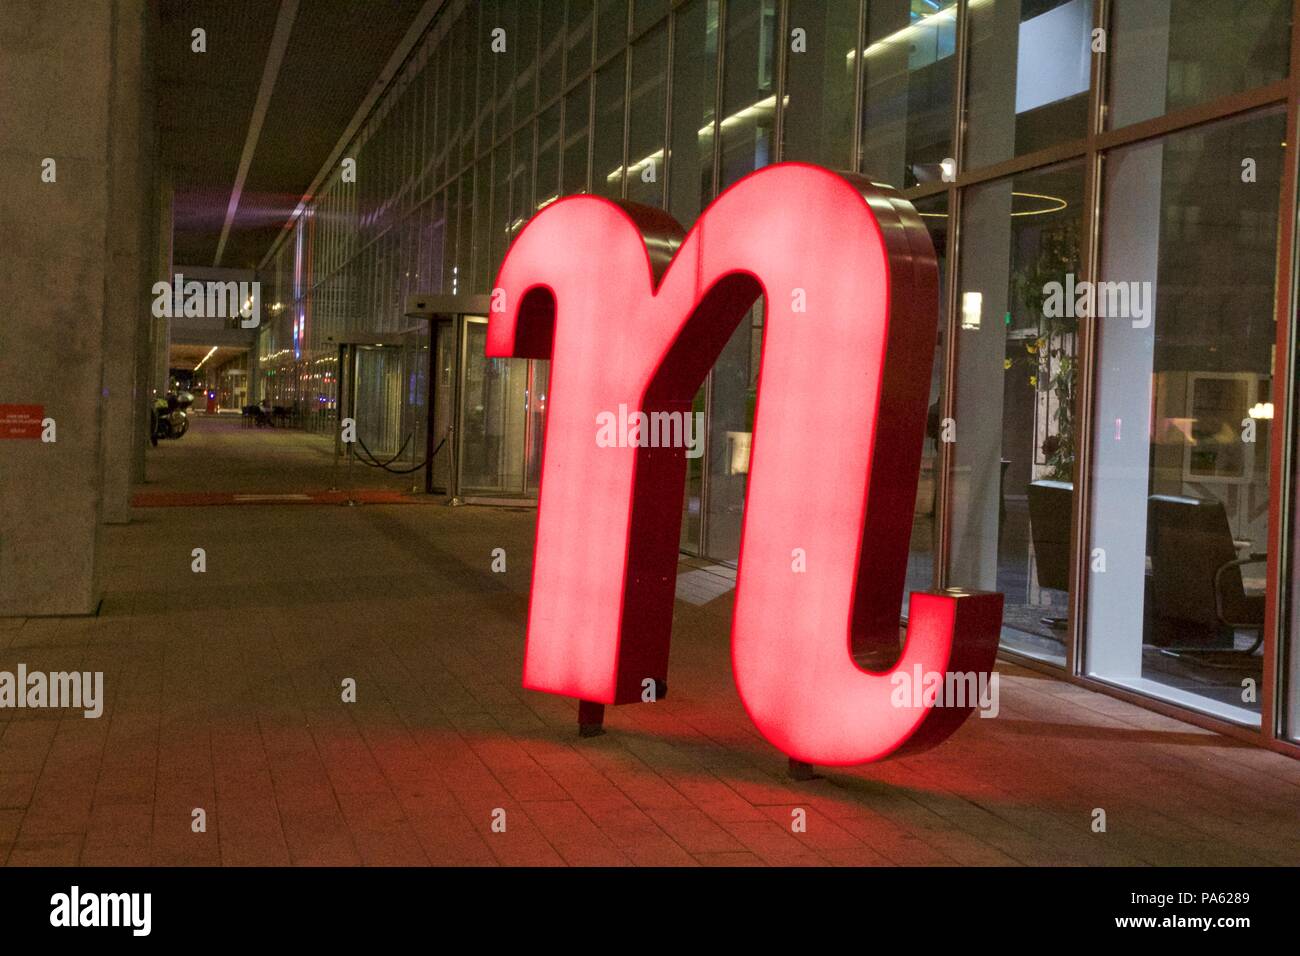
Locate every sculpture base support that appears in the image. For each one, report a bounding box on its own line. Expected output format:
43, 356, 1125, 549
787, 758, 818, 781
578, 700, 606, 737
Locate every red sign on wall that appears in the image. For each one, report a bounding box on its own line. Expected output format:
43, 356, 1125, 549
0, 405, 44, 440
489, 163, 1003, 767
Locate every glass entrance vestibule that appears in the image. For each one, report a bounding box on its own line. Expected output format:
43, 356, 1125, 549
321, 298, 548, 504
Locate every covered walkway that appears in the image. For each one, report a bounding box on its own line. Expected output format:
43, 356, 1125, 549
2, 438, 1297, 865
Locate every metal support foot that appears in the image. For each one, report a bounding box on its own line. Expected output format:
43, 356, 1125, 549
578, 700, 605, 738
787, 758, 818, 781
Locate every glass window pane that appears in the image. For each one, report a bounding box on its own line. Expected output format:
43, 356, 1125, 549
626, 22, 668, 207
508, 126, 534, 247
536, 100, 562, 209
1108, 0, 1291, 131
705, 299, 763, 560
525, 358, 550, 493
431, 181, 448, 296
705, 0, 777, 559
473, 1, 495, 158
667, 0, 718, 228
472, 155, 492, 289
461, 319, 528, 495
455, 168, 473, 294
567, 0, 595, 82
597, 0, 628, 61
1086, 108, 1284, 725
494, 0, 517, 135
949, 160, 1087, 667
633, 0, 670, 35
563, 78, 591, 194
539, 0, 565, 106
964, 0, 1093, 170
781, 0, 857, 167
593, 52, 627, 198
513, 0, 540, 123
489, 143, 511, 274
718, 0, 777, 189
669, 0, 719, 554
906, 191, 949, 617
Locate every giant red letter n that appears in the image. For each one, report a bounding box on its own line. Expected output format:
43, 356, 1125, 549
488, 164, 1002, 766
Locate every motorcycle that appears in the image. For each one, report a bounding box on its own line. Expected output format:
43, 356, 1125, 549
150, 391, 194, 446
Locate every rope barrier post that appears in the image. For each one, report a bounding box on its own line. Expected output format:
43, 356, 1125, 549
329, 343, 345, 492
346, 428, 358, 506
345, 344, 357, 506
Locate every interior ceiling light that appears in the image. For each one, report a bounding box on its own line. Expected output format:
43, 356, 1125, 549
193, 345, 219, 372
918, 191, 1069, 219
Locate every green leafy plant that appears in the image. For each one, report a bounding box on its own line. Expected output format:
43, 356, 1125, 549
1010, 219, 1080, 482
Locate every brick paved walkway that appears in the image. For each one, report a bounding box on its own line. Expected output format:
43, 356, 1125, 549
1, 427, 1298, 866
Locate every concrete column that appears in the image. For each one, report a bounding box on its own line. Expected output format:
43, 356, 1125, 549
0, 0, 154, 615
152, 173, 174, 405
948, 180, 1014, 591
1085, 142, 1163, 681
101, 0, 158, 523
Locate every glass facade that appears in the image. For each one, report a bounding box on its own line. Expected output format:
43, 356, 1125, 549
256, 0, 1300, 756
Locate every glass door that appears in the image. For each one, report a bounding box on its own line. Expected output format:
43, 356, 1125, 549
430, 320, 456, 492
459, 317, 529, 497
524, 358, 549, 494
352, 345, 404, 459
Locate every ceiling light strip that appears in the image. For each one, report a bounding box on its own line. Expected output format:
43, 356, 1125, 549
212, 0, 301, 268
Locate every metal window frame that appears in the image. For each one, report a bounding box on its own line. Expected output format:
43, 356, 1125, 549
917, 0, 1300, 758
268, 0, 1300, 757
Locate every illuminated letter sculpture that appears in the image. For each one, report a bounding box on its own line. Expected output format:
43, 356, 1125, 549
488, 164, 1002, 767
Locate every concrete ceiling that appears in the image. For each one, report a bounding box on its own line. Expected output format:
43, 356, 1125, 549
168, 343, 245, 371
158, 0, 433, 270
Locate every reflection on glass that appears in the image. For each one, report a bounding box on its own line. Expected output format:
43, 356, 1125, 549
526, 360, 550, 492
354, 346, 405, 457
593, 53, 627, 198
781, 0, 857, 167
512, 0, 539, 123
905, 192, 948, 617
965, 0, 1093, 170
566, 0, 595, 83
489, 144, 510, 274
1108, 0, 1291, 130
861, 0, 956, 189
462, 4, 484, 167
703, 0, 775, 559
538, 0, 564, 106
718, 0, 777, 189
668, 0, 718, 554
432, 322, 455, 490
1086, 109, 1283, 725
461, 320, 528, 495
633, 0, 670, 35
493, 0, 517, 137
625, 22, 668, 207
597, 0, 628, 61
950, 161, 1086, 667
563, 80, 591, 196
471, 156, 491, 290
536, 102, 561, 210
706, 301, 763, 560
508, 127, 534, 245
438, 184, 456, 297
667, 0, 717, 227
